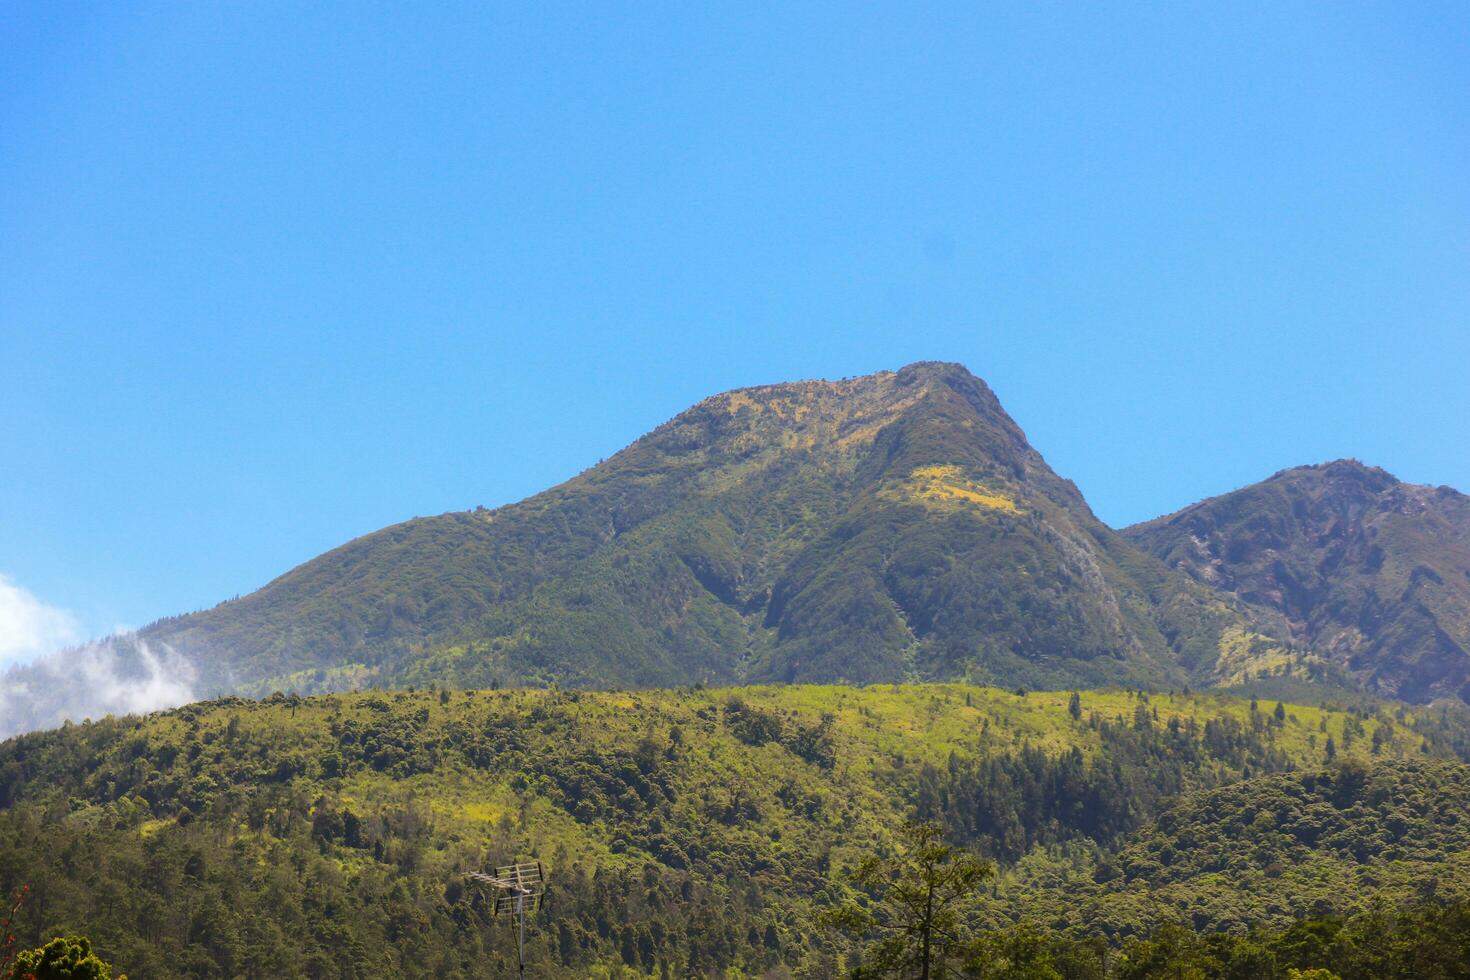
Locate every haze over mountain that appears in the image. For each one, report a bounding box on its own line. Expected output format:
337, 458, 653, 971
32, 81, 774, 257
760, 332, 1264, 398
1126, 460, 1470, 704
138, 362, 1264, 701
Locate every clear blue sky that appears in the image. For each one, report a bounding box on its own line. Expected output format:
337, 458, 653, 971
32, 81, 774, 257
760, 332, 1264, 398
3, 3, 1468, 658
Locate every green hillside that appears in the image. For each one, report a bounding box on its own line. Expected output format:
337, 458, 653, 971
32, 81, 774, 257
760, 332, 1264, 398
136, 363, 1269, 699
1, 683, 1464, 977
983, 756, 1470, 948
1126, 459, 1470, 703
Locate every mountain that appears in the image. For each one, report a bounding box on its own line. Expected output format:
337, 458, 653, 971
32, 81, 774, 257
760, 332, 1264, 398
142, 362, 1255, 697
1125, 460, 1470, 703
0, 683, 1463, 976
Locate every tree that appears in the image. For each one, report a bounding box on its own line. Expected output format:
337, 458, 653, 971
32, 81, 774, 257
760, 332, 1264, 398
1067, 692, 1082, 722
9, 936, 123, 980
0, 887, 28, 978
1372, 723, 1392, 755
830, 822, 992, 979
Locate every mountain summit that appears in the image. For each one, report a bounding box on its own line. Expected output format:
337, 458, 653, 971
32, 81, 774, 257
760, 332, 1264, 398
144, 362, 1245, 696
1125, 460, 1470, 702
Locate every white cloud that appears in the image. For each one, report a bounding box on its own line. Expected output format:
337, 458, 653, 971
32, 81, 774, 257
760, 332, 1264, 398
0, 573, 79, 665
0, 634, 197, 739
0, 576, 199, 738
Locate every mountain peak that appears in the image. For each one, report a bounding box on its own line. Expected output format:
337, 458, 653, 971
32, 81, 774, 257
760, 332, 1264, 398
1271, 458, 1400, 493
1125, 459, 1470, 702
642, 361, 1027, 472
894, 359, 978, 382
141, 360, 1220, 698
692, 360, 985, 411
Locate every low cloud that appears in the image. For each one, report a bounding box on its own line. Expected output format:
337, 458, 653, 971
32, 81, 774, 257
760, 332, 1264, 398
0, 634, 197, 740
0, 574, 79, 665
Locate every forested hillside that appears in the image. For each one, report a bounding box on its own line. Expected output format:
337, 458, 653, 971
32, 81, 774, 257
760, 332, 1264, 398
1, 683, 1466, 977
133, 363, 1272, 701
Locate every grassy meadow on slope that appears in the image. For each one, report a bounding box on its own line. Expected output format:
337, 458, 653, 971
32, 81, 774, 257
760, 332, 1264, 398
1, 684, 1466, 977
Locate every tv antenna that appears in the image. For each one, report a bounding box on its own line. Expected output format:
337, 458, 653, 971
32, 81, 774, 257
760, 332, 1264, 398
466, 862, 546, 978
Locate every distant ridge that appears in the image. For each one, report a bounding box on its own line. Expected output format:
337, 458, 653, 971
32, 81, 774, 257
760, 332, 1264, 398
1125, 459, 1470, 702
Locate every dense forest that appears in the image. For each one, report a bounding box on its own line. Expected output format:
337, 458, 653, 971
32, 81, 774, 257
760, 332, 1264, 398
1, 684, 1467, 976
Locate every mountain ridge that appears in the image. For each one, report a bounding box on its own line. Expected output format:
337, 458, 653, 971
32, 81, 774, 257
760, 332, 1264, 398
138, 362, 1253, 699
1125, 458, 1470, 702
120, 364, 1469, 707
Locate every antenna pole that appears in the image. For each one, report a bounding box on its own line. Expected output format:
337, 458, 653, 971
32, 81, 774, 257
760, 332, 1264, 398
463, 860, 544, 976
517, 890, 526, 979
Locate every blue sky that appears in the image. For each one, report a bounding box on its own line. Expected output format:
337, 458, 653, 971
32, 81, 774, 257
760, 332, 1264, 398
2, 3, 1468, 659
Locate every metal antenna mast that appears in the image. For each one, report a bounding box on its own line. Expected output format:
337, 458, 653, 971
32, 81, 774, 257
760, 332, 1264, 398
466, 862, 546, 978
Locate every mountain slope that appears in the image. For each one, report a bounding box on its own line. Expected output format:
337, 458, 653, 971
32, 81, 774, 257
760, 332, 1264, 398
1125, 460, 1470, 703
144, 362, 1251, 695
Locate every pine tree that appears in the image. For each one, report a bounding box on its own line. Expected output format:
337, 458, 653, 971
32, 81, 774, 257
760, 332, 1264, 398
828, 822, 992, 979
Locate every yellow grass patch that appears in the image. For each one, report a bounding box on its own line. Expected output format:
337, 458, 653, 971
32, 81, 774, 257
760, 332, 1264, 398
884, 464, 1021, 514
1212, 626, 1326, 685
139, 818, 171, 838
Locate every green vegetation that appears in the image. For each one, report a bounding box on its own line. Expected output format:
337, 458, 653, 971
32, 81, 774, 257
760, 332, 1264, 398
8, 936, 123, 980
1100, 901, 1470, 979
134, 363, 1281, 702
1046, 758, 1470, 935
843, 870, 1470, 978
829, 821, 993, 978
4, 369, 1465, 976
0, 683, 1465, 976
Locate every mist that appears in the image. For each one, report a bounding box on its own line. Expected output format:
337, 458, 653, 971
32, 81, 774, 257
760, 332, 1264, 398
0, 634, 197, 740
